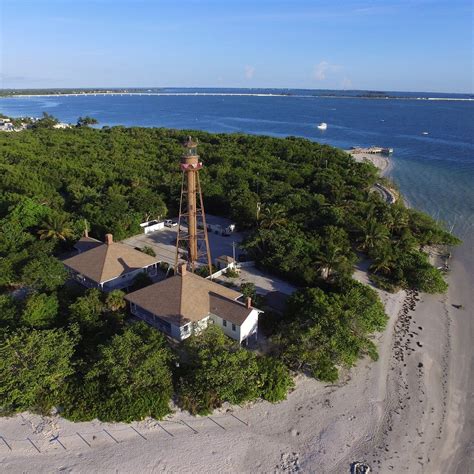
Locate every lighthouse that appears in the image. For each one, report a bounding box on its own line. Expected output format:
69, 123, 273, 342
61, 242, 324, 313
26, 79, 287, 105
175, 136, 212, 275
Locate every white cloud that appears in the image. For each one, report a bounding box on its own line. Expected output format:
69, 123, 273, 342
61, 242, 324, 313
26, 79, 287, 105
244, 65, 255, 79
313, 61, 341, 81
341, 77, 353, 89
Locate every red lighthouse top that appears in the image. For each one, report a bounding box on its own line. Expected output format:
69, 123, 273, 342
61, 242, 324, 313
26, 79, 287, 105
181, 136, 202, 171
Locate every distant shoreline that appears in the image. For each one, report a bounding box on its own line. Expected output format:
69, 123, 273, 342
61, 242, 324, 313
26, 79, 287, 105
1, 92, 473, 102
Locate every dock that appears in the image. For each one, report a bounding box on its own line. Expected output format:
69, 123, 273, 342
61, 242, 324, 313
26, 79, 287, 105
350, 146, 393, 155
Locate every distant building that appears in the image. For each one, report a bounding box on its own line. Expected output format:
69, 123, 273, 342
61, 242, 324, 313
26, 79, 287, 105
125, 264, 260, 344
0, 118, 14, 131
63, 233, 160, 291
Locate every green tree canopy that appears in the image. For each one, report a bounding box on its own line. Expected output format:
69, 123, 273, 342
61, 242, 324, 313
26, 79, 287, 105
21, 292, 59, 328
178, 326, 292, 414
277, 282, 387, 382
0, 328, 76, 413
63, 322, 173, 422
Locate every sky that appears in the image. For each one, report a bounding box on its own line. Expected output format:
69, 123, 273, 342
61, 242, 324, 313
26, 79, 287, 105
0, 0, 472, 93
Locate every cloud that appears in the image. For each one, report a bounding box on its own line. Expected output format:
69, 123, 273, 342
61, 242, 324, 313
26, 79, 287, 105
341, 77, 353, 89
313, 61, 341, 81
244, 65, 255, 79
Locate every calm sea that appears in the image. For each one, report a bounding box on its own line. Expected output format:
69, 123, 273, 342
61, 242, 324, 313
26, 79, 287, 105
1, 89, 473, 244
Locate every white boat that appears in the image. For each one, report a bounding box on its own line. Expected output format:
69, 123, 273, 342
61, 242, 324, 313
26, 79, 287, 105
317, 122, 327, 130
422, 131, 429, 135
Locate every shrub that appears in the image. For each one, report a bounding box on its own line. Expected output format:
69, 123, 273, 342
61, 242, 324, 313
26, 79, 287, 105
62, 323, 173, 422
276, 283, 387, 382
195, 264, 217, 278
21, 292, 59, 328
177, 326, 293, 414
0, 328, 76, 414
257, 357, 294, 402
140, 245, 156, 257
224, 267, 239, 278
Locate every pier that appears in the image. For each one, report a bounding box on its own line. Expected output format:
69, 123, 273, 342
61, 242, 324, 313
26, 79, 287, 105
350, 146, 393, 155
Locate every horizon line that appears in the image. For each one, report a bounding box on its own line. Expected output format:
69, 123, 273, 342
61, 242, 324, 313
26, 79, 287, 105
1, 86, 473, 96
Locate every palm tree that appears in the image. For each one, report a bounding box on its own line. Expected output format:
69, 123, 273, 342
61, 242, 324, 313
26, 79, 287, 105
390, 204, 409, 233
315, 244, 346, 280
258, 203, 288, 230
38, 214, 73, 242
371, 247, 394, 275
359, 218, 389, 252
105, 290, 126, 312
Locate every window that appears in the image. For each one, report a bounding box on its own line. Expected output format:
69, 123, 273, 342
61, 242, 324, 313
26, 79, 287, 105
232, 323, 236, 332
223, 319, 227, 327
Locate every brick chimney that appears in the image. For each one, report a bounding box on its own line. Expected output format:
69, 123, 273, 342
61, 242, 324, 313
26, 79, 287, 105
246, 297, 252, 309
105, 233, 113, 245
178, 262, 187, 276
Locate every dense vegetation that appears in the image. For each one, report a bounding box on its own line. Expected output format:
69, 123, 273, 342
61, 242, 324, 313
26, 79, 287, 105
0, 122, 459, 420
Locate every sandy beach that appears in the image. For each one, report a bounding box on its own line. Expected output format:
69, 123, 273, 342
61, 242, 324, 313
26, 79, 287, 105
347, 149, 391, 174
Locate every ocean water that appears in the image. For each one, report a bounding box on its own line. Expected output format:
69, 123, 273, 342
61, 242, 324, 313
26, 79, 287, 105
1, 89, 473, 242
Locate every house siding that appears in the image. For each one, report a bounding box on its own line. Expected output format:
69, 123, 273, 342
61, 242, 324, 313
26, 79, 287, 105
210, 314, 241, 342
129, 303, 258, 344
239, 309, 259, 343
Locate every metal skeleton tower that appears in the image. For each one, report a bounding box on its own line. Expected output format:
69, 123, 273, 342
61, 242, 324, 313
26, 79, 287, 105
175, 136, 212, 275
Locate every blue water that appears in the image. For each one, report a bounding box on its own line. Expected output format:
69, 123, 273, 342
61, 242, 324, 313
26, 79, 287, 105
1, 89, 473, 241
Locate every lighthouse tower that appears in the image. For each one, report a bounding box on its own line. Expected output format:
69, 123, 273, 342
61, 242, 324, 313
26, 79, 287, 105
175, 137, 212, 275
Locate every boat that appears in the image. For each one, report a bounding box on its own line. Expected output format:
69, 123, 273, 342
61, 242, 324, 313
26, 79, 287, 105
317, 122, 327, 130
422, 131, 429, 135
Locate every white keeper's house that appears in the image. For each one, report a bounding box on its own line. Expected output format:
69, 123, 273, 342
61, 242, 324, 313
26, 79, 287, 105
63, 233, 160, 291
125, 264, 261, 344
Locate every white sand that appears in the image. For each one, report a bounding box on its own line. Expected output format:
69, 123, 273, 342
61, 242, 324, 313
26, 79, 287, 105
346, 150, 390, 175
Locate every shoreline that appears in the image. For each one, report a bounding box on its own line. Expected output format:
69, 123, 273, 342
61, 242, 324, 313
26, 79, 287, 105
347, 149, 399, 203
346, 149, 390, 174
1, 92, 473, 101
